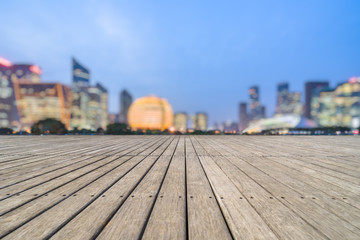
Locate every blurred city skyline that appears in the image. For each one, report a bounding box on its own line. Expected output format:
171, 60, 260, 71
1, 0, 360, 125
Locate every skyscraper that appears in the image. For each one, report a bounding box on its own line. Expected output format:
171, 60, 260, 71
276, 82, 289, 114
174, 112, 187, 132
312, 77, 360, 128
119, 89, 132, 124
249, 86, 261, 120
191, 112, 207, 131
0, 57, 20, 129
238, 102, 248, 131
72, 58, 90, 87
260, 106, 266, 119
87, 83, 108, 130
305, 81, 329, 119
276, 82, 302, 115
70, 58, 108, 130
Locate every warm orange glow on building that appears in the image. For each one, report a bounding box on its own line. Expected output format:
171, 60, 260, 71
128, 96, 173, 130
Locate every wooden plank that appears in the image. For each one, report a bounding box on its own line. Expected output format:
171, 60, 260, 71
197, 137, 327, 239
185, 137, 232, 240
48, 138, 176, 240
142, 136, 186, 239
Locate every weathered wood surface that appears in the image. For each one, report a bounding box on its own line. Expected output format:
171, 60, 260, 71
0, 135, 360, 240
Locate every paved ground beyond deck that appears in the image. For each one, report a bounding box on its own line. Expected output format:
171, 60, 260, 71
0, 136, 360, 239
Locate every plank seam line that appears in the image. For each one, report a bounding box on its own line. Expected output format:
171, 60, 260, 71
88, 137, 175, 240
190, 136, 235, 240
138, 137, 180, 240
0, 137, 168, 239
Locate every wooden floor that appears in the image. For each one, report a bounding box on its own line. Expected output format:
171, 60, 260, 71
0, 136, 360, 240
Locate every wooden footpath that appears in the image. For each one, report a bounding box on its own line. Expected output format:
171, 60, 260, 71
0, 135, 359, 239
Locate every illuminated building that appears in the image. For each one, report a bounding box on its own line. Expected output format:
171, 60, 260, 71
305, 81, 329, 119
276, 83, 302, 115
249, 86, 262, 120
0, 57, 46, 130
0, 57, 19, 129
16, 83, 71, 131
243, 114, 317, 134
87, 83, 108, 130
128, 96, 173, 130
238, 102, 248, 131
10, 64, 42, 83
311, 77, 360, 128
70, 58, 108, 130
174, 112, 187, 132
190, 112, 207, 131
72, 58, 90, 87
119, 89, 132, 124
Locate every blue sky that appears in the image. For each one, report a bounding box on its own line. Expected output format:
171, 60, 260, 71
1, 0, 360, 126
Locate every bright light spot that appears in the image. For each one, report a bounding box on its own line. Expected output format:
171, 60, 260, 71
0, 57, 12, 67
29, 65, 42, 75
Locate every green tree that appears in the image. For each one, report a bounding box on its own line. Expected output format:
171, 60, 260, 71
0, 128, 13, 135
31, 118, 67, 135
106, 123, 132, 135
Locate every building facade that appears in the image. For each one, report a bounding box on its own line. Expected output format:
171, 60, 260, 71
238, 102, 248, 131
70, 58, 108, 130
119, 89, 132, 124
305, 81, 329, 119
276, 82, 302, 115
311, 77, 360, 128
249, 86, 262, 120
174, 112, 187, 132
191, 112, 207, 131
16, 83, 71, 131
0, 57, 71, 131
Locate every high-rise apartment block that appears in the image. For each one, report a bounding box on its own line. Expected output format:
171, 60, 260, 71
174, 112, 187, 132
70, 58, 108, 130
276, 82, 302, 115
305, 81, 329, 119
249, 86, 261, 120
311, 77, 360, 128
238, 102, 249, 131
119, 89, 132, 124
190, 112, 208, 131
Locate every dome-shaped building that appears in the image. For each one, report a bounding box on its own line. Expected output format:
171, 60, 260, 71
128, 96, 173, 130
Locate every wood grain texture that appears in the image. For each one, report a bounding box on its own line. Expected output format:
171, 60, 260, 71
0, 135, 359, 240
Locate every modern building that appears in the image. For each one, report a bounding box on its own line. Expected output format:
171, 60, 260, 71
249, 86, 262, 120
238, 102, 249, 131
190, 112, 207, 131
260, 105, 266, 118
305, 81, 329, 119
72, 58, 90, 87
312, 77, 360, 128
0, 57, 20, 129
70, 58, 108, 130
243, 114, 317, 134
87, 83, 108, 130
16, 83, 71, 131
174, 112, 187, 132
276, 83, 302, 115
119, 89, 132, 124
0, 57, 70, 131
128, 96, 173, 131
